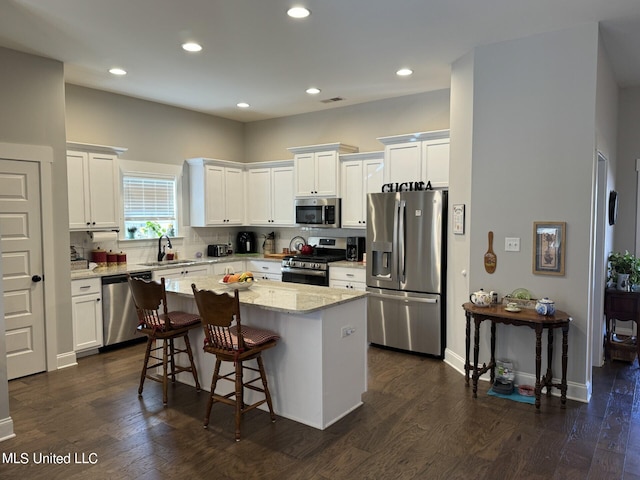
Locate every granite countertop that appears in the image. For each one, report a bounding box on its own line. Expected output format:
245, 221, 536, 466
70, 254, 278, 280
165, 275, 368, 314
331, 260, 366, 269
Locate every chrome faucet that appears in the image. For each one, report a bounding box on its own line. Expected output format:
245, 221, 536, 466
158, 235, 173, 261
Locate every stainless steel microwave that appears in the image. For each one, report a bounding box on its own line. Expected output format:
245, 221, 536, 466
295, 198, 341, 228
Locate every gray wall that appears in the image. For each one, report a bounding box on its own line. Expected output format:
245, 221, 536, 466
244, 90, 450, 161
0, 46, 68, 429
616, 87, 640, 254
65, 85, 245, 163
450, 23, 602, 391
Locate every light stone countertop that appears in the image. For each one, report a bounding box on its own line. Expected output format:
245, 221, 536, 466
331, 260, 366, 269
165, 275, 368, 314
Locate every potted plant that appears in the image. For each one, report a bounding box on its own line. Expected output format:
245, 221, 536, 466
607, 251, 640, 291
126, 226, 137, 239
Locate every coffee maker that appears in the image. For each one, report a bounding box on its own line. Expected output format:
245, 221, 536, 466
346, 236, 366, 261
236, 231, 257, 254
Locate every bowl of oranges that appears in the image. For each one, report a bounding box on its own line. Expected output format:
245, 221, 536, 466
219, 271, 255, 290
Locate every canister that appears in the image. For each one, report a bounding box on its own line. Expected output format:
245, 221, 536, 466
117, 251, 127, 265
106, 250, 118, 266
91, 247, 107, 266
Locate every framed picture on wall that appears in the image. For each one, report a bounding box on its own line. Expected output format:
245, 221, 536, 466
532, 221, 566, 276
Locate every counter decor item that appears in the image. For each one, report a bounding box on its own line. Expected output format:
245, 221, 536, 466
117, 251, 127, 265
289, 236, 306, 254
533, 221, 565, 275
535, 297, 556, 316
107, 250, 118, 266
91, 247, 107, 266
607, 250, 640, 291
469, 289, 492, 307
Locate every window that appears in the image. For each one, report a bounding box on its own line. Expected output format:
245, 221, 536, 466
123, 174, 177, 239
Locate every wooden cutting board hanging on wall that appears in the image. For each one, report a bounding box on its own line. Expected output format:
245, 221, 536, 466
484, 231, 497, 274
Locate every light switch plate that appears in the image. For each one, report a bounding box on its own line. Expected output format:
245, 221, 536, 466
505, 237, 520, 252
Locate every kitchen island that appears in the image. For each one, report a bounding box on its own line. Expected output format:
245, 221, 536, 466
164, 276, 368, 430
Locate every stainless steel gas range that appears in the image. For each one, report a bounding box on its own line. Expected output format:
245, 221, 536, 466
281, 237, 347, 286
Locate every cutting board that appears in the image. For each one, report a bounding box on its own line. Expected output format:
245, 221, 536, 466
484, 231, 497, 274
263, 253, 290, 259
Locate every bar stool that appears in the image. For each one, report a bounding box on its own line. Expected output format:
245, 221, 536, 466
128, 275, 201, 405
191, 284, 279, 441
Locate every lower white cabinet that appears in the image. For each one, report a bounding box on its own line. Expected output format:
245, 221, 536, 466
71, 278, 103, 353
153, 264, 211, 284
247, 260, 282, 281
329, 266, 366, 291
211, 261, 246, 275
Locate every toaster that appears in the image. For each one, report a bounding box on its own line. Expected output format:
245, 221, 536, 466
207, 244, 228, 257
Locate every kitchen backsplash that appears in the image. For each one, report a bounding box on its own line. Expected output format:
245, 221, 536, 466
70, 225, 366, 265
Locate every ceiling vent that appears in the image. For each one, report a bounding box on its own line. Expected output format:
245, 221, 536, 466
320, 97, 345, 104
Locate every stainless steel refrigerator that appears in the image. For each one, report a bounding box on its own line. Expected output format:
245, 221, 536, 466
366, 190, 447, 357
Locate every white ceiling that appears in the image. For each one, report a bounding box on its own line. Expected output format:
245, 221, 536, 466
1, 0, 640, 122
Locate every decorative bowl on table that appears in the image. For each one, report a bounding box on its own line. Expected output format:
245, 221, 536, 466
219, 279, 254, 290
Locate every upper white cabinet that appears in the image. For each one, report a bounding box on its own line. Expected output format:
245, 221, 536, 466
246, 161, 295, 226
340, 151, 384, 228
66, 142, 126, 230
288, 143, 358, 197
188, 158, 245, 226
378, 130, 450, 188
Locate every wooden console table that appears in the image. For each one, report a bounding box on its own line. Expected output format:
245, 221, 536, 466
462, 303, 571, 410
604, 289, 640, 363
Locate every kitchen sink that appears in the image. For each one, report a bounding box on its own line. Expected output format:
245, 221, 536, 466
139, 260, 198, 267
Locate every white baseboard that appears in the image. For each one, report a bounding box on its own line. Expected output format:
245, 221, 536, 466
56, 351, 77, 370
444, 347, 589, 403
0, 416, 15, 442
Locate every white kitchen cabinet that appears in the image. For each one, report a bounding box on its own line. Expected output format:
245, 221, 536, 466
378, 130, 450, 188
71, 278, 103, 353
66, 143, 126, 230
211, 261, 246, 275
187, 158, 245, 226
153, 264, 210, 284
329, 266, 366, 291
246, 161, 294, 226
248, 259, 282, 281
340, 151, 384, 228
288, 143, 358, 197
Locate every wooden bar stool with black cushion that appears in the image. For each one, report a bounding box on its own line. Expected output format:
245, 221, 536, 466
128, 275, 201, 405
191, 283, 279, 441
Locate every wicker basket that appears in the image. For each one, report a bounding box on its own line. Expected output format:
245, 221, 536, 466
610, 334, 637, 363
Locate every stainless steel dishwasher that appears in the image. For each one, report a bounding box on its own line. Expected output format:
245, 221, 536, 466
101, 271, 152, 347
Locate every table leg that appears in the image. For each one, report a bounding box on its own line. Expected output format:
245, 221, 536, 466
490, 321, 496, 385
561, 325, 569, 408
546, 328, 554, 397
465, 311, 471, 386
473, 318, 481, 398
535, 325, 542, 411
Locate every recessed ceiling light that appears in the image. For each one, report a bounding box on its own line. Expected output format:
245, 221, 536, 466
287, 6, 310, 18
109, 68, 127, 76
396, 68, 413, 77
237, 102, 250, 108
182, 42, 203, 52
306, 87, 321, 95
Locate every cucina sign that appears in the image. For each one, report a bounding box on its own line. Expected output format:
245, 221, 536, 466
381, 181, 432, 192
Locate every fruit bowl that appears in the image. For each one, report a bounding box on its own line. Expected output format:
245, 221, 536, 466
219, 279, 254, 290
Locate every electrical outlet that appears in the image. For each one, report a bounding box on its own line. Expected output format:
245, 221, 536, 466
505, 237, 520, 252
341, 326, 356, 338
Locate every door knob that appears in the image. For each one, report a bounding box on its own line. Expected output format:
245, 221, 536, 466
31, 275, 42, 282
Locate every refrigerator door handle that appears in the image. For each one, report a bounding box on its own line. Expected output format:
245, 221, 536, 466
367, 291, 438, 304
398, 200, 406, 283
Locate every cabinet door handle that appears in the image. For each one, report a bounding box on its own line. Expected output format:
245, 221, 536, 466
79, 285, 91, 289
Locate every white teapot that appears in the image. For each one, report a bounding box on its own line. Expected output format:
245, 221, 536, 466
470, 289, 493, 307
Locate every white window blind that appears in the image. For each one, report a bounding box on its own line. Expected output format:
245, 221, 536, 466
123, 175, 176, 221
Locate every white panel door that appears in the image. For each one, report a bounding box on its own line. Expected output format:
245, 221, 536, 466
384, 142, 422, 184
0, 159, 46, 379
204, 165, 225, 225
341, 161, 364, 227
224, 167, 245, 224
295, 152, 315, 196
87, 153, 119, 229
66, 151, 90, 229
315, 151, 338, 196
422, 140, 450, 188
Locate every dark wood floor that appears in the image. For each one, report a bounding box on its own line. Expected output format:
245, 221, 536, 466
2, 343, 639, 479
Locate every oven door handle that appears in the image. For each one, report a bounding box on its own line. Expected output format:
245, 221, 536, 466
281, 267, 327, 277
